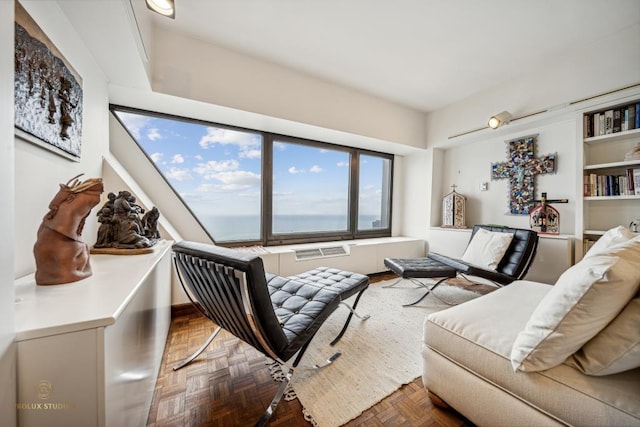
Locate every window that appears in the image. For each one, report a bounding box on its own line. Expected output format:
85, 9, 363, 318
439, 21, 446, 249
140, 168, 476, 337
111, 106, 393, 246
271, 139, 350, 236
358, 154, 392, 231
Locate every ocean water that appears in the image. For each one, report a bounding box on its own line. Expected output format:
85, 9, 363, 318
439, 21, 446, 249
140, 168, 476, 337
203, 214, 383, 242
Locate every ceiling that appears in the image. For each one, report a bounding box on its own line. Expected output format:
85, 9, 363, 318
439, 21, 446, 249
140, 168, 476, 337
145, 0, 640, 112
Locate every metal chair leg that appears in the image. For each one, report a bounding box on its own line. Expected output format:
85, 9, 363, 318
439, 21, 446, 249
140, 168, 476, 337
382, 276, 404, 288
255, 365, 293, 427
330, 287, 368, 346
173, 326, 221, 371
403, 277, 450, 307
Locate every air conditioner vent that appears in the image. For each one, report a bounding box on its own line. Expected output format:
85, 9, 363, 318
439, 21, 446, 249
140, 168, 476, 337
294, 248, 323, 260
320, 246, 347, 256
294, 245, 350, 261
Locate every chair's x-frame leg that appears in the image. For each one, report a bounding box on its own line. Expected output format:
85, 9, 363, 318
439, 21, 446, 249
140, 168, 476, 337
403, 276, 451, 307
173, 326, 221, 371
330, 287, 369, 346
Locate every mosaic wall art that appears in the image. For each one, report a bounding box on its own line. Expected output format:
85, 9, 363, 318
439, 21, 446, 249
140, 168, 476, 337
491, 135, 556, 215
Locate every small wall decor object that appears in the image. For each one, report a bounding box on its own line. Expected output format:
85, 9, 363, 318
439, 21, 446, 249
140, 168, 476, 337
33, 174, 104, 285
91, 190, 161, 254
491, 135, 556, 215
529, 192, 568, 235
14, 1, 83, 161
442, 184, 466, 228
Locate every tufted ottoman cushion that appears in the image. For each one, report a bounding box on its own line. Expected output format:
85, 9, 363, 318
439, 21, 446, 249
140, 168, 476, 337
384, 257, 457, 279
267, 274, 340, 347
291, 266, 370, 300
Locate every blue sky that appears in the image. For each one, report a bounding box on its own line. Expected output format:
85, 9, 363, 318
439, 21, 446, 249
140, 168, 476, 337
115, 110, 385, 218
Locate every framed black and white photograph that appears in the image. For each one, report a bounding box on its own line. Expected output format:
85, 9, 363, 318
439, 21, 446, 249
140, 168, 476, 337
14, 0, 83, 161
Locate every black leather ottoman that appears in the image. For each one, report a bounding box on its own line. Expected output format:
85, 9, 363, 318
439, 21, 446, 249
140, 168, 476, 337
384, 257, 457, 306
384, 257, 457, 279
290, 266, 369, 345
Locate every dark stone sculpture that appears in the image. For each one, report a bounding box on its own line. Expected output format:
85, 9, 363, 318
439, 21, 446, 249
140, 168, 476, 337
33, 174, 104, 285
92, 190, 161, 251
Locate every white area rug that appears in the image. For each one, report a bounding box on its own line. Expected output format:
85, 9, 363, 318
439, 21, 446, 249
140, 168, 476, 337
283, 278, 484, 427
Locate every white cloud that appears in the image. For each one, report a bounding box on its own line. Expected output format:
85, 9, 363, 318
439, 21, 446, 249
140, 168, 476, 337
274, 142, 287, 151
194, 155, 203, 161
337, 161, 349, 167
193, 159, 240, 179
240, 149, 261, 159
288, 166, 304, 174
116, 112, 150, 140
147, 128, 162, 141
199, 127, 261, 159
150, 152, 163, 163
171, 154, 185, 164
196, 170, 261, 192
363, 184, 375, 190
166, 167, 192, 181
309, 165, 323, 173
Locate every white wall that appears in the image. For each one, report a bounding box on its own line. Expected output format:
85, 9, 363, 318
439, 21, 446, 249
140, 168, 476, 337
402, 24, 640, 246
424, 24, 640, 148
436, 118, 577, 234
14, 1, 109, 278
0, 1, 16, 424
150, 27, 426, 150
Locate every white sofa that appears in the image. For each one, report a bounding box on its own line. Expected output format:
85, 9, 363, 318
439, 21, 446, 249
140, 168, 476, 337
422, 280, 640, 426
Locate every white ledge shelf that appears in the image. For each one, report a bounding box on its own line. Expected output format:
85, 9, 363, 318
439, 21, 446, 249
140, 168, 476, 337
584, 195, 640, 201
14, 239, 172, 341
584, 128, 640, 144
584, 159, 640, 170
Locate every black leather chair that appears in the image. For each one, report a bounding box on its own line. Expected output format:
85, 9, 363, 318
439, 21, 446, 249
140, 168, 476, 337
385, 225, 538, 306
171, 241, 367, 425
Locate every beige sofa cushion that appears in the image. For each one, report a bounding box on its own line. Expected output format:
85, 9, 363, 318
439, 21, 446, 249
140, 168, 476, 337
423, 281, 640, 425
510, 235, 640, 372
567, 295, 640, 376
584, 225, 635, 257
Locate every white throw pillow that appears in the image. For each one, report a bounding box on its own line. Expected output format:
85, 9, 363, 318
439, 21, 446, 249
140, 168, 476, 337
510, 235, 640, 372
567, 295, 640, 376
461, 228, 514, 270
584, 225, 635, 258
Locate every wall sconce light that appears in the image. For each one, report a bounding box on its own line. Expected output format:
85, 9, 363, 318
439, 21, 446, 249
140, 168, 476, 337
488, 111, 512, 129
146, 0, 175, 19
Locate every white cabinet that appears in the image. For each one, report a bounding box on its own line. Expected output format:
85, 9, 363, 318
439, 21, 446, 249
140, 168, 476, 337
14, 240, 172, 427
580, 101, 640, 258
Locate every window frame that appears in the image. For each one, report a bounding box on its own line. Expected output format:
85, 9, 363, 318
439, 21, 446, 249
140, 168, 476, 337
110, 105, 393, 247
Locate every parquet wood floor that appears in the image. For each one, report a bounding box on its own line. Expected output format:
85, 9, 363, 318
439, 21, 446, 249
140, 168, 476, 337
147, 273, 474, 426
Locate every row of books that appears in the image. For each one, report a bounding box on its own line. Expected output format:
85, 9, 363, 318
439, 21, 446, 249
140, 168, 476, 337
583, 102, 640, 138
584, 168, 640, 196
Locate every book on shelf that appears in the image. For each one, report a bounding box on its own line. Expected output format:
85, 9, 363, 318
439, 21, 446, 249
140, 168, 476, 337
604, 109, 614, 134
583, 238, 596, 254
584, 170, 639, 196
583, 114, 592, 138
584, 101, 640, 137
613, 109, 622, 133
627, 168, 636, 195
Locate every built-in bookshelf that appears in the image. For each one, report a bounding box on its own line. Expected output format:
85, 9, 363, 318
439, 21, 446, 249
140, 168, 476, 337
581, 99, 640, 256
